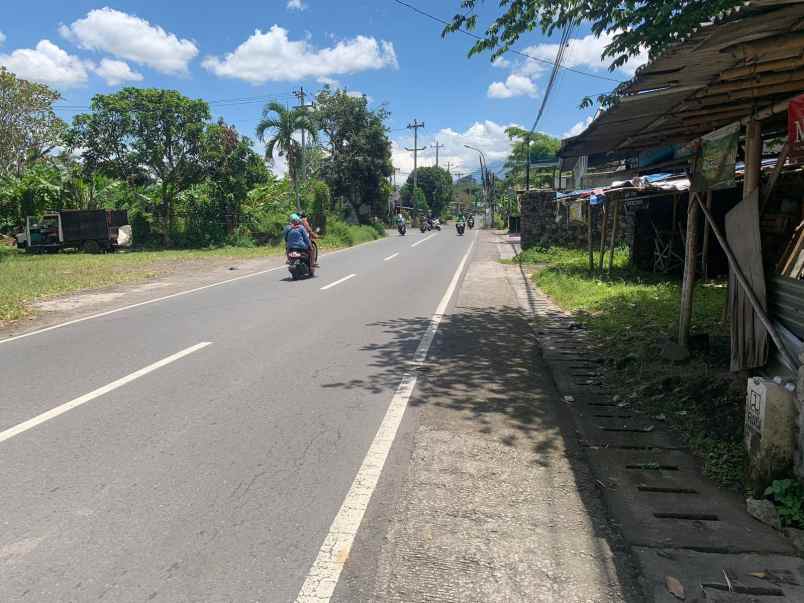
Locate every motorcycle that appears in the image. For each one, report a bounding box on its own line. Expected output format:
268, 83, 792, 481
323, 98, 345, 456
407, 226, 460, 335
420, 220, 431, 233
433, 218, 442, 231
287, 248, 314, 280
398, 223, 407, 236
456, 222, 466, 236
468, 216, 475, 229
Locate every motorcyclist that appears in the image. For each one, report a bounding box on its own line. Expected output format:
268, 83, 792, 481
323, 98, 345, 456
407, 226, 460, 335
396, 213, 406, 233
299, 212, 319, 267
284, 213, 312, 265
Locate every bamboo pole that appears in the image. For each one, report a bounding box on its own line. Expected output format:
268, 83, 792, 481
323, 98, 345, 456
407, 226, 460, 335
587, 201, 594, 272
678, 192, 701, 348
696, 197, 798, 370
702, 191, 713, 280
598, 201, 609, 273
608, 198, 621, 274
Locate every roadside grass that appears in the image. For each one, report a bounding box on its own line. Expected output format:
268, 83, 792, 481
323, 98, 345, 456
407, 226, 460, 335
0, 224, 385, 324
515, 246, 746, 490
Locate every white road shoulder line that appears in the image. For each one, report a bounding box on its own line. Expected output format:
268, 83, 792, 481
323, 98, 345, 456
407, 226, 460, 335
0, 342, 212, 444
320, 273, 357, 291
296, 229, 477, 603
411, 233, 436, 248
383, 253, 399, 262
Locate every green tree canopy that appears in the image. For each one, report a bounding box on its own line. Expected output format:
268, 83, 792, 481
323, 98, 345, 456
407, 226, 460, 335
444, 1, 741, 72
69, 88, 211, 244
400, 166, 453, 217
0, 67, 66, 177
313, 88, 393, 223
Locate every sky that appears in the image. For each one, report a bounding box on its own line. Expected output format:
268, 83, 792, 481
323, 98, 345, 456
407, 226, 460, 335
0, 0, 647, 181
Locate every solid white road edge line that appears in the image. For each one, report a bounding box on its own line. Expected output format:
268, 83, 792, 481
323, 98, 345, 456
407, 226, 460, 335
411, 233, 436, 248
296, 229, 478, 603
383, 253, 399, 262
0, 235, 395, 347
0, 342, 212, 444
320, 273, 357, 291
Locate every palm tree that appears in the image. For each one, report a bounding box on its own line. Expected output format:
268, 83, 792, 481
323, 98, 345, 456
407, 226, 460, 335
256, 101, 317, 209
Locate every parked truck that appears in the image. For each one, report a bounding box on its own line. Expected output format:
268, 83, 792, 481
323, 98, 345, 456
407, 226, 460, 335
15, 209, 132, 253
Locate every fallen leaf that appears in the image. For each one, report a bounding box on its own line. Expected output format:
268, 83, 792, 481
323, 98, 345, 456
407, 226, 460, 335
748, 571, 768, 579
665, 575, 685, 600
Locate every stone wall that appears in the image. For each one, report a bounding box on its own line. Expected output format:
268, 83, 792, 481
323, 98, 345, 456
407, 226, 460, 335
520, 189, 631, 251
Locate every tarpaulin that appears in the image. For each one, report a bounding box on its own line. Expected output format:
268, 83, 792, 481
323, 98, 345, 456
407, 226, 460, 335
692, 123, 740, 191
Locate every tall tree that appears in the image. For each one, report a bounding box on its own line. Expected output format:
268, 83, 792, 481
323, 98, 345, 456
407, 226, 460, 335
313, 88, 393, 223
504, 128, 560, 189
444, 1, 741, 71
256, 101, 316, 204
202, 120, 269, 235
69, 88, 210, 245
400, 166, 453, 217
0, 67, 65, 177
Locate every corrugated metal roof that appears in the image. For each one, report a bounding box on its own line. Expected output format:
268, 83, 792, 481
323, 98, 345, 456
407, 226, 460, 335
561, 0, 804, 158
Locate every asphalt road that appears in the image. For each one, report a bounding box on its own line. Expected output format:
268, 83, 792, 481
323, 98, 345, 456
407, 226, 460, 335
0, 226, 477, 602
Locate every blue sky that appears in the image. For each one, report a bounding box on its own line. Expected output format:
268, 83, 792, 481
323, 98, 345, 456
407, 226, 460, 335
0, 1, 646, 179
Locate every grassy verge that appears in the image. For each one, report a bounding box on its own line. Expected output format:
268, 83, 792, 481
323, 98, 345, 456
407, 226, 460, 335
515, 246, 746, 491
0, 223, 384, 324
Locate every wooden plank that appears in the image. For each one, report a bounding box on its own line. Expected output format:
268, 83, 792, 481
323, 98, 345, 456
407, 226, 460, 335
598, 201, 609, 273
702, 191, 713, 280
679, 192, 701, 348
587, 201, 594, 272
608, 198, 621, 274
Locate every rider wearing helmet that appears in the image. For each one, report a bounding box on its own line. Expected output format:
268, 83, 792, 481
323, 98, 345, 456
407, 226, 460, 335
284, 213, 311, 260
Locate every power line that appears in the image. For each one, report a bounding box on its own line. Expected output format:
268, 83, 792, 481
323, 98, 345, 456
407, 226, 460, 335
391, 0, 622, 84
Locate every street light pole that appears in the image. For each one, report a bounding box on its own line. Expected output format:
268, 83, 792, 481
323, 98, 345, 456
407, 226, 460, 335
464, 144, 491, 226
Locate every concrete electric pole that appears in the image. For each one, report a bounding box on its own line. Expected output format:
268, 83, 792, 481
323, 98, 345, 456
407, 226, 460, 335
292, 86, 315, 210
405, 119, 426, 210
432, 140, 445, 169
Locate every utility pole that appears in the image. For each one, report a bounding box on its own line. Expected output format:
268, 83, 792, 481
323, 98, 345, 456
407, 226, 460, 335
293, 86, 315, 210
405, 119, 426, 210
432, 140, 445, 168
524, 133, 531, 192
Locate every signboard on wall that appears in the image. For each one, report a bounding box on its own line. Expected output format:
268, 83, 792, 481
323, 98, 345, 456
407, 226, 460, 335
691, 123, 740, 191
788, 93, 804, 152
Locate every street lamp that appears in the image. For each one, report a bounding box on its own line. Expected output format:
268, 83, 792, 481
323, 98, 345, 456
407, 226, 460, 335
464, 144, 492, 225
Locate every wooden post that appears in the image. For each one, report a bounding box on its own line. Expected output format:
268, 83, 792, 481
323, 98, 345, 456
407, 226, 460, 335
608, 198, 621, 274
587, 201, 594, 272
697, 196, 798, 370
760, 142, 790, 215
745, 120, 763, 200
678, 192, 701, 348
701, 191, 713, 279
598, 201, 609, 273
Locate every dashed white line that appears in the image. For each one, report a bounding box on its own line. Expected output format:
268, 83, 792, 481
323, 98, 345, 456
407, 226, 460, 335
0, 342, 212, 444
411, 233, 436, 248
320, 273, 357, 291
384, 253, 399, 262
296, 230, 477, 603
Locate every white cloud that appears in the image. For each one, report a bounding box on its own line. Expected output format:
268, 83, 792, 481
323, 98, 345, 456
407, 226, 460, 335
393, 120, 519, 176
0, 39, 91, 87
317, 76, 341, 87
562, 116, 594, 139
59, 7, 198, 75
487, 73, 538, 99
94, 58, 143, 86
203, 26, 398, 84
492, 56, 510, 69
287, 0, 307, 10
521, 31, 648, 77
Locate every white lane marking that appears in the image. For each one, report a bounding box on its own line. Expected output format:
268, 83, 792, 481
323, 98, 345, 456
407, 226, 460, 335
383, 253, 399, 262
0, 342, 212, 444
411, 233, 436, 248
320, 273, 357, 291
296, 229, 477, 603
0, 236, 396, 347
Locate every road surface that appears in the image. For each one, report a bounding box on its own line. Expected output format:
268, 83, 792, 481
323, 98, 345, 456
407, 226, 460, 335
0, 228, 476, 602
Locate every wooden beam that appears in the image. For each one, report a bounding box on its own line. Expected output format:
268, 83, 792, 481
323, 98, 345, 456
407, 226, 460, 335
703, 70, 804, 96
745, 120, 763, 197
696, 196, 799, 370
587, 201, 594, 272
729, 32, 804, 61
598, 201, 608, 273
679, 192, 701, 348
721, 54, 804, 81
760, 142, 791, 215
702, 191, 712, 280
608, 198, 621, 275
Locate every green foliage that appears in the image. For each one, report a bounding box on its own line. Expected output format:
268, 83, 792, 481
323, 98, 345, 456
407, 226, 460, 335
503, 128, 560, 189
765, 480, 804, 529
256, 101, 316, 188
69, 87, 212, 245
0, 67, 66, 177
444, 0, 742, 73
400, 166, 453, 217
313, 88, 393, 223
323, 217, 384, 248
